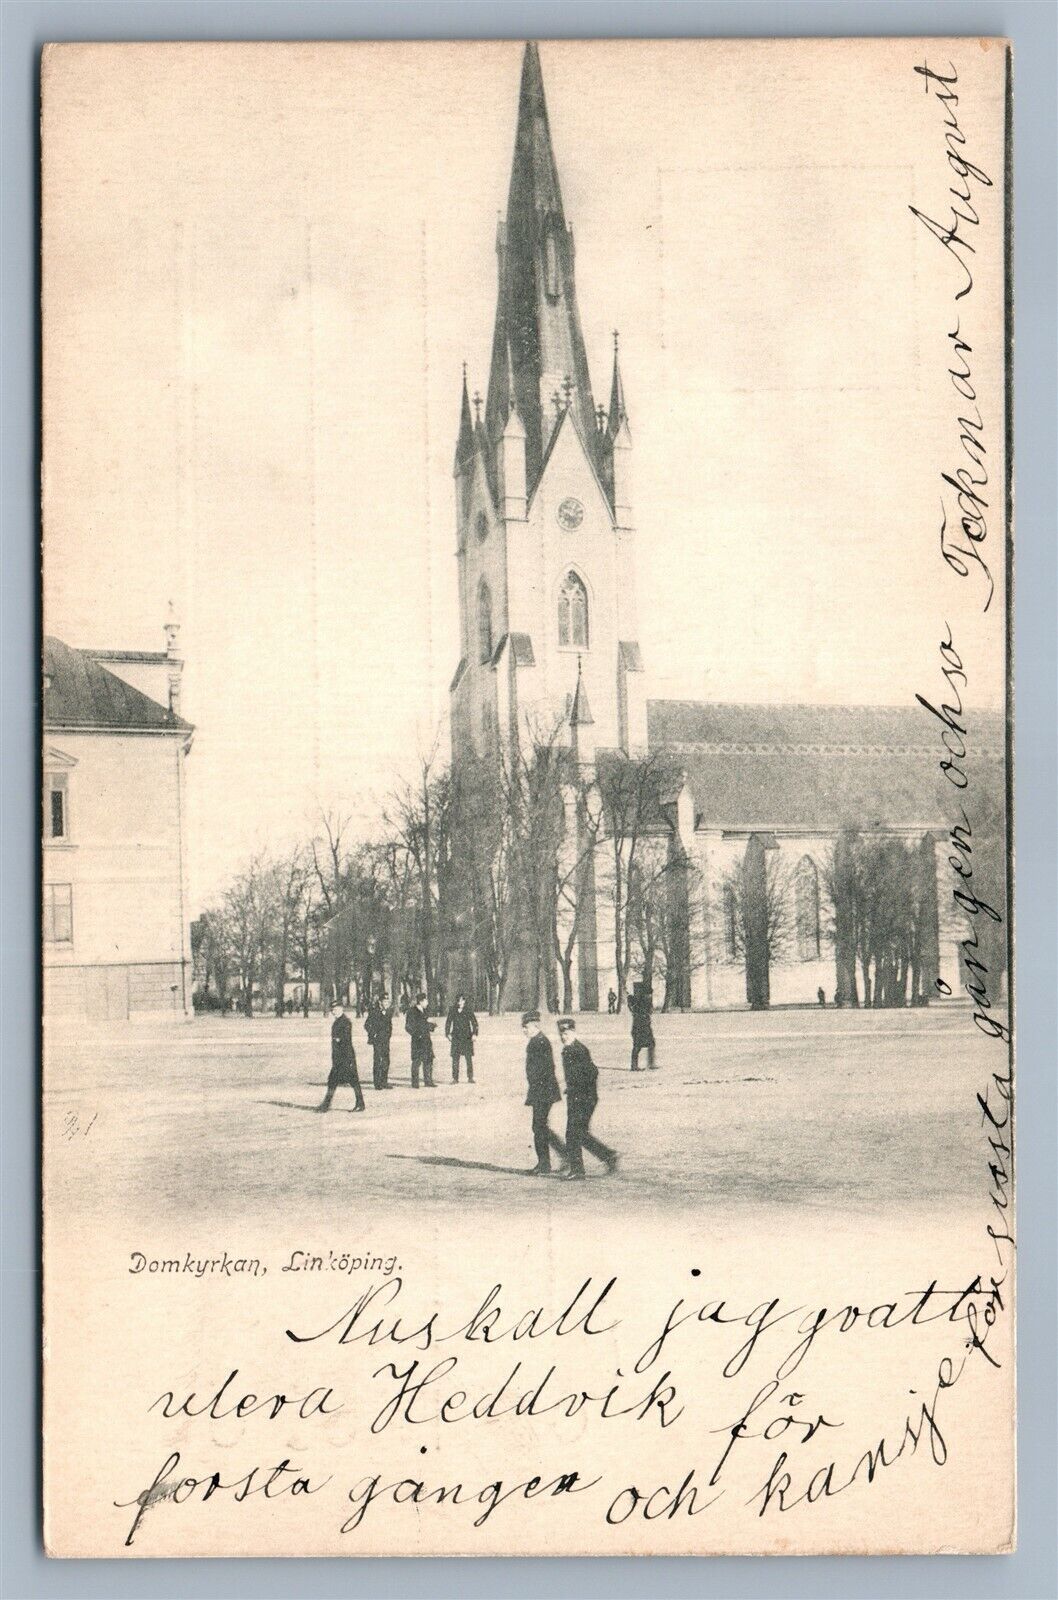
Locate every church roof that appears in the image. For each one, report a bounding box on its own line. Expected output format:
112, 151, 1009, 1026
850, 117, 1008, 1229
647, 700, 1004, 831
42, 635, 192, 733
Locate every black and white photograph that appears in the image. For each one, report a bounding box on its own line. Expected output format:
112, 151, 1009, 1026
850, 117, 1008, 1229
40, 37, 1013, 1557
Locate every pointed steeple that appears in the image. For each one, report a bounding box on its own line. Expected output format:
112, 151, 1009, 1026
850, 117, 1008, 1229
454, 363, 475, 473
484, 42, 598, 495
608, 330, 628, 436
570, 655, 594, 727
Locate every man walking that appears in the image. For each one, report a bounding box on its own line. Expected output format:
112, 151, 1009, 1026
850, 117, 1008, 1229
404, 991, 436, 1088
365, 993, 394, 1089
522, 1011, 566, 1175
445, 992, 479, 1083
557, 1017, 617, 1179
607, 987, 617, 1015
317, 1001, 366, 1112
628, 981, 657, 1071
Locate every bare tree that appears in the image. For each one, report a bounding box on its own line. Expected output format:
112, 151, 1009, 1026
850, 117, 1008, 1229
552, 776, 605, 1013
720, 846, 795, 1008
499, 714, 571, 1012
597, 752, 675, 1009
193, 905, 234, 1008
451, 753, 519, 1012
629, 844, 704, 1010
271, 847, 309, 1016
311, 810, 353, 1005
823, 830, 937, 1008
222, 852, 265, 1015
383, 732, 453, 1010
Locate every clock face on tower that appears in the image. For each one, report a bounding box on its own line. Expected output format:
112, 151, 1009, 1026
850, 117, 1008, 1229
557, 497, 584, 531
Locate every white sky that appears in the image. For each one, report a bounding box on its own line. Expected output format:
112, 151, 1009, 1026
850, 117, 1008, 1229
42, 39, 1008, 908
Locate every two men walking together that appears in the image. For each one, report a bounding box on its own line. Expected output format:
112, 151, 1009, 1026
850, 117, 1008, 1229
521, 1011, 617, 1181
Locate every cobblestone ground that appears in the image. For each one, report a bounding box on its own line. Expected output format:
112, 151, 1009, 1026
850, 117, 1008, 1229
44, 1005, 1000, 1224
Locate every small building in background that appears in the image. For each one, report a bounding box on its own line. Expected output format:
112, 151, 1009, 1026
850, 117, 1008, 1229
42, 616, 194, 1020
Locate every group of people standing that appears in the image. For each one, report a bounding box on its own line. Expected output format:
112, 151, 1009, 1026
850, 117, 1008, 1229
317, 990, 480, 1110
317, 983, 656, 1185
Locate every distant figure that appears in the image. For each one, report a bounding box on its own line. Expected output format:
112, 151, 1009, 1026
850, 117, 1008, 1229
607, 988, 618, 1015
557, 1017, 617, 1180
628, 982, 657, 1071
366, 993, 394, 1089
817, 987, 826, 1007
317, 1002, 365, 1113
522, 1011, 566, 1175
445, 992, 479, 1083
404, 992, 436, 1088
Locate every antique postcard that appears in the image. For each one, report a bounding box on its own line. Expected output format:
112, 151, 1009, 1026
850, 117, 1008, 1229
41, 38, 1013, 1556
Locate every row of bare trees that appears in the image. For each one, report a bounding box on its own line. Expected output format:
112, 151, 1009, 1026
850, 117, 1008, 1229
194, 729, 962, 1017
194, 723, 699, 1016
719, 830, 943, 1008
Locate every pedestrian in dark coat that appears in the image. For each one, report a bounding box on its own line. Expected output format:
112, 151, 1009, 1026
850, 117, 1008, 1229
628, 982, 657, 1071
318, 1003, 365, 1112
404, 993, 436, 1088
444, 993, 479, 1082
557, 1018, 617, 1178
522, 1011, 566, 1174
365, 995, 394, 1089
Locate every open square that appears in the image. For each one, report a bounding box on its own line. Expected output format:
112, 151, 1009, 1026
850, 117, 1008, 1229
46, 1005, 993, 1223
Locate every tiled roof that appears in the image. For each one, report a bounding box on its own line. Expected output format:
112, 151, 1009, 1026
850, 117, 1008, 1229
43, 636, 192, 733
647, 700, 1004, 831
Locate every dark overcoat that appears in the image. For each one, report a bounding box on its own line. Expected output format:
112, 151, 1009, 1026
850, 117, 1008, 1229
524, 1033, 561, 1109
445, 1006, 479, 1054
561, 1038, 599, 1113
366, 1004, 393, 1047
330, 1014, 359, 1080
404, 1004, 435, 1062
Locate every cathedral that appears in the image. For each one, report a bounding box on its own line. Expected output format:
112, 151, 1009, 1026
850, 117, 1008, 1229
448, 43, 1003, 1014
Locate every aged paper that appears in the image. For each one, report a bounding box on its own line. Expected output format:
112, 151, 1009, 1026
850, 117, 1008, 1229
41, 38, 1013, 1556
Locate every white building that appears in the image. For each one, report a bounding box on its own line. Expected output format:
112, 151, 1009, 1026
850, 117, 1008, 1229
42, 621, 194, 1019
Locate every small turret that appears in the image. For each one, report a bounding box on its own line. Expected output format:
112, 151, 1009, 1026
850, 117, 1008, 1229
608, 330, 632, 528
454, 363, 475, 476
570, 654, 596, 765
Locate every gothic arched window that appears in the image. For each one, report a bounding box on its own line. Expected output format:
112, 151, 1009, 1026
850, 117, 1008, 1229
477, 580, 493, 664
558, 571, 589, 650
795, 856, 821, 961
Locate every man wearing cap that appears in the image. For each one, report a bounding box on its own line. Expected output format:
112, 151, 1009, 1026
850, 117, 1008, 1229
365, 992, 394, 1090
521, 1012, 566, 1175
404, 992, 437, 1088
557, 1017, 617, 1180
317, 1001, 366, 1113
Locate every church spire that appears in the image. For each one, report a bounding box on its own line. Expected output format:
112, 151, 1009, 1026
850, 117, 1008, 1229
454, 362, 475, 473
484, 42, 598, 494
608, 329, 628, 436
570, 654, 594, 729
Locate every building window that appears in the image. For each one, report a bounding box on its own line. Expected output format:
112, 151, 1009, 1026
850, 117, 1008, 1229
723, 884, 738, 960
44, 883, 73, 944
558, 571, 588, 649
46, 773, 69, 840
478, 580, 493, 664
795, 856, 821, 961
